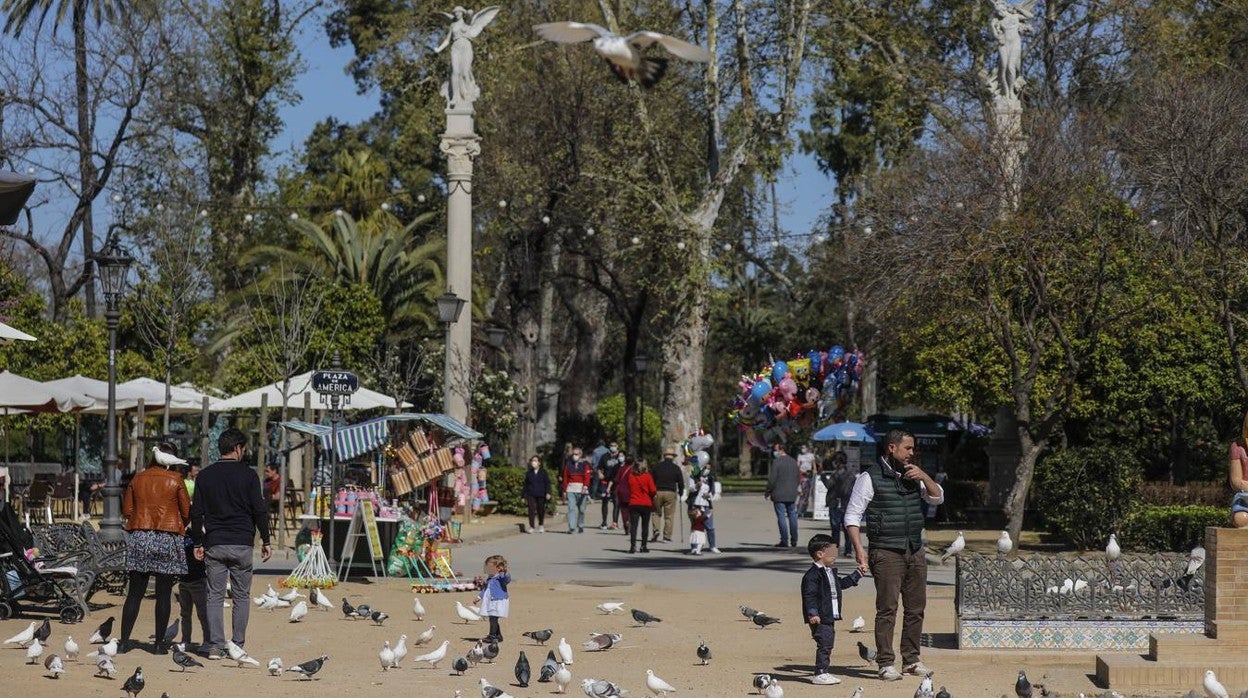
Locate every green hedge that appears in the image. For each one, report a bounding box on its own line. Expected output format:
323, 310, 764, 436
1035, 446, 1141, 549
486, 464, 556, 516
1120, 505, 1226, 552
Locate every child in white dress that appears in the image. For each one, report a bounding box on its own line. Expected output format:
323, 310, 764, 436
476, 554, 510, 643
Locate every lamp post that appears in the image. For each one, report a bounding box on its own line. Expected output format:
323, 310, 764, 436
94, 229, 134, 543
634, 351, 650, 460
436, 291, 468, 414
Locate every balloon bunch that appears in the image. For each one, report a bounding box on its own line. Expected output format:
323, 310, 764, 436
681, 429, 715, 473
729, 345, 866, 448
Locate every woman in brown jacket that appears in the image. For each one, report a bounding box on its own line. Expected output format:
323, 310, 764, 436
120, 441, 191, 654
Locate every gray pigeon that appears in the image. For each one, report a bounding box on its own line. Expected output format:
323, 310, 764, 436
1015, 671, 1033, 698
122, 666, 145, 697
936, 687, 952, 698
740, 605, 760, 619
857, 641, 877, 664
34, 618, 51, 644
696, 640, 711, 665
753, 674, 773, 692
341, 598, 355, 619
752, 613, 782, 628
370, 610, 389, 626
583, 633, 617, 651
452, 656, 469, 675
515, 650, 530, 687
582, 678, 628, 697
288, 655, 328, 680
538, 650, 558, 682
171, 646, 203, 671
631, 608, 661, 626
483, 640, 500, 663
355, 603, 372, 620
523, 629, 553, 645
149, 620, 179, 645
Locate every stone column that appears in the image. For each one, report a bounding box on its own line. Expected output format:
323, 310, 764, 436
990, 95, 1026, 213
440, 108, 480, 426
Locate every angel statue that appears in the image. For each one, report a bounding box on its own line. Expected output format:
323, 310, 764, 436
435, 6, 501, 109
989, 0, 1034, 101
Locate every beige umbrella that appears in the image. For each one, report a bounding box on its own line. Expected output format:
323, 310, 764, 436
0, 320, 36, 344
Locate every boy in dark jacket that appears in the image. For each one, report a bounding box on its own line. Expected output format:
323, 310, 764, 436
801, 533, 863, 685
178, 534, 210, 653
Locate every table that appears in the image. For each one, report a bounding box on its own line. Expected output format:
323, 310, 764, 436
297, 514, 401, 571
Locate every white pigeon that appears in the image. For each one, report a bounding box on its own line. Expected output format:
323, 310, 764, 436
311, 587, 334, 610
997, 530, 1013, 554
290, 600, 308, 622
1073, 579, 1089, 593
87, 638, 118, 659
480, 676, 516, 698
1186, 546, 1207, 576
915, 671, 934, 698
412, 596, 426, 620
95, 656, 116, 677
850, 616, 865, 632
26, 637, 44, 663
265, 584, 279, 599
64, 635, 79, 660
849, 687, 864, 698
227, 640, 260, 667
1059, 578, 1074, 595
1106, 533, 1121, 561
392, 634, 408, 666
941, 532, 965, 563
596, 602, 625, 615
379, 640, 395, 671
1204, 669, 1229, 698
413, 639, 449, 668
152, 444, 187, 467
4, 621, 37, 646
456, 600, 481, 623
467, 641, 485, 666
279, 588, 303, 602
267, 657, 283, 676
45, 653, 64, 677
555, 662, 573, 693
557, 636, 574, 664
646, 668, 677, 696
763, 678, 785, 698
274, 598, 291, 608
533, 22, 712, 88
414, 624, 436, 645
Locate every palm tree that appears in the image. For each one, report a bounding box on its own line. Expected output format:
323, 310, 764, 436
2, 0, 124, 316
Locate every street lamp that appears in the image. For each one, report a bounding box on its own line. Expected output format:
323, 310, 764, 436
485, 323, 507, 351
436, 291, 466, 414
94, 228, 134, 543
634, 351, 650, 459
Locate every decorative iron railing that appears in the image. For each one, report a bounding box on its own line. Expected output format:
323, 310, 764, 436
956, 552, 1203, 620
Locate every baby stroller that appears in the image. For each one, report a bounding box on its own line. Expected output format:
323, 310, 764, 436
0, 501, 88, 622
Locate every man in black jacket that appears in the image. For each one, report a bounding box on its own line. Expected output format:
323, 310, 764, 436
800, 534, 863, 685
190, 428, 271, 659
650, 450, 685, 543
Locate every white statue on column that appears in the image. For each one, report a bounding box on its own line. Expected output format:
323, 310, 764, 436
988, 0, 1034, 102
435, 6, 501, 110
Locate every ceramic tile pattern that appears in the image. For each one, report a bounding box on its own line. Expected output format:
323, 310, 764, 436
958, 619, 1205, 649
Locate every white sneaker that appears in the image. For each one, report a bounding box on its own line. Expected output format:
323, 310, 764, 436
903, 661, 932, 676
812, 673, 842, 685
879, 666, 903, 681
526, 527, 535, 534
692, 546, 702, 555
538, 526, 545, 533
709, 547, 722, 553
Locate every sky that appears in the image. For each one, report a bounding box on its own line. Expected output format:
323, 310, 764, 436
277, 27, 835, 244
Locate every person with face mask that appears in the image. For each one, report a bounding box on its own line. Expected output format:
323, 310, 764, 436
522, 455, 553, 533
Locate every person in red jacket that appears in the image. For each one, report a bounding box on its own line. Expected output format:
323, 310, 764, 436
626, 460, 657, 554
560, 449, 593, 534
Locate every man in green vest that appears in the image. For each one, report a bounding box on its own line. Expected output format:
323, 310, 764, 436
844, 430, 944, 682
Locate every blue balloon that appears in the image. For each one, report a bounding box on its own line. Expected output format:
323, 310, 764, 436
828, 345, 845, 363
807, 350, 822, 376
771, 360, 789, 384
750, 379, 772, 403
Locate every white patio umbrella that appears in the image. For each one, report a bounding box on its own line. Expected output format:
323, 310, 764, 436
0, 370, 95, 413
0, 320, 36, 344
117, 377, 224, 414
211, 370, 405, 412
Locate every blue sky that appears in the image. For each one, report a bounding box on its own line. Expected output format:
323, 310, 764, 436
278, 29, 834, 243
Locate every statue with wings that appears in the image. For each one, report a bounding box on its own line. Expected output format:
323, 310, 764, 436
436, 6, 501, 109
989, 0, 1034, 101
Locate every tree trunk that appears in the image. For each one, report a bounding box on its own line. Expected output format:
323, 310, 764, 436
1003, 429, 1045, 544
74, 0, 96, 317
660, 284, 708, 454
508, 309, 539, 462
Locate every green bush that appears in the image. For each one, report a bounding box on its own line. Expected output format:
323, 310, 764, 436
1035, 446, 1142, 549
595, 394, 663, 461
484, 463, 555, 516
1120, 505, 1226, 552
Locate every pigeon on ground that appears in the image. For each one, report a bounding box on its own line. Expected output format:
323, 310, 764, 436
523, 629, 553, 645
152, 445, 187, 467
452, 656, 470, 675
557, 637, 574, 664
4, 621, 37, 646
596, 602, 625, 614
354, 603, 372, 620
482, 640, 500, 663
96, 655, 117, 677
379, 640, 395, 670
122, 666, 145, 697
64, 635, 79, 660
413, 639, 450, 668
287, 654, 328, 680
467, 641, 486, 666
851, 687, 865, 698
87, 637, 119, 659
554, 663, 573, 693
936, 687, 951, 698
1106, 534, 1121, 561
26, 637, 44, 663
1016, 670, 1033, 698
226, 640, 261, 667
290, 600, 308, 622
915, 672, 935, 698
456, 600, 482, 623
34, 618, 51, 643
90, 616, 114, 644
753, 674, 773, 692
393, 634, 408, 665
371, 610, 389, 626
858, 641, 877, 664
264, 584, 279, 599
631, 608, 661, 626
696, 639, 711, 665
516, 650, 531, 687
279, 588, 303, 602
172, 645, 203, 671
942, 532, 965, 562
752, 613, 781, 628
539, 650, 559, 682
998, 531, 1013, 555
44, 653, 64, 678
311, 588, 332, 610
414, 625, 436, 645
148, 619, 178, 645
850, 616, 865, 632
341, 597, 356, 619
581, 677, 627, 697
533, 22, 712, 88
647, 669, 677, 696
255, 595, 279, 610
412, 596, 426, 620
480, 676, 515, 698
739, 605, 760, 619
267, 657, 283, 676
763, 679, 785, 698
1186, 546, 1207, 576
1204, 670, 1230, 698
583, 633, 616, 651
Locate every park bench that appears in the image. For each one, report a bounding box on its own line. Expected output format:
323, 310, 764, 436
29, 522, 128, 601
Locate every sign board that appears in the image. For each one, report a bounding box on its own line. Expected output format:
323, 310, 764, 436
360, 499, 385, 560
312, 370, 359, 396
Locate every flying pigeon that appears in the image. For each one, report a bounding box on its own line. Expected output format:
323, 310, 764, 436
557, 636, 574, 664
1186, 546, 1207, 576
752, 613, 782, 628
631, 608, 661, 626
122, 666, 145, 697
596, 602, 625, 614
858, 641, 877, 664
916, 672, 935, 698
456, 600, 482, 623
87, 638, 119, 659
287, 654, 328, 680
25, 637, 44, 663
290, 600, 308, 622
942, 532, 965, 562
1106, 534, 1121, 561
172, 645, 204, 671
413, 639, 450, 668
583, 633, 618, 651
4, 621, 37, 646
997, 531, 1013, 555
414, 625, 436, 645
152, 445, 187, 467
267, 657, 283, 676
64, 635, 79, 660
515, 650, 531, 687
480, 676, 515, 698
1204, 670, 1230, 698
753, 674, 773, 692
311, 588, 333, 610
96, 655, 117, 677
279, 588, 303, 602
341, 597, 356, 619
764, 678, 785, 698
371, 610, 389, 626
936, 687, 951, 698
226, 640, 260, 667
44, 653, 64, 678
482, 640, 500, 663
696, 639, 711, 665
523, 628, 553, 645
581, 677, 628, 697
1015, 670, 1033, 698
647, 668, 677, 696
392, 634, 408, 666
452, 656, 469, 674
379, 640, 395, 670
533, 22, 711, 88
850, 616, 865, 632
412, 596, 426, 620
539, 650, 559, 682
739, 605, 760, 619
34, 618, 51, 644
554, 662, 573, 693
90, 616, 114, 644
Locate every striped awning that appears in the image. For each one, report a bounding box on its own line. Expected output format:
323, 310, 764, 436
385, 413, 483, 440
279, 413, 482, 461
